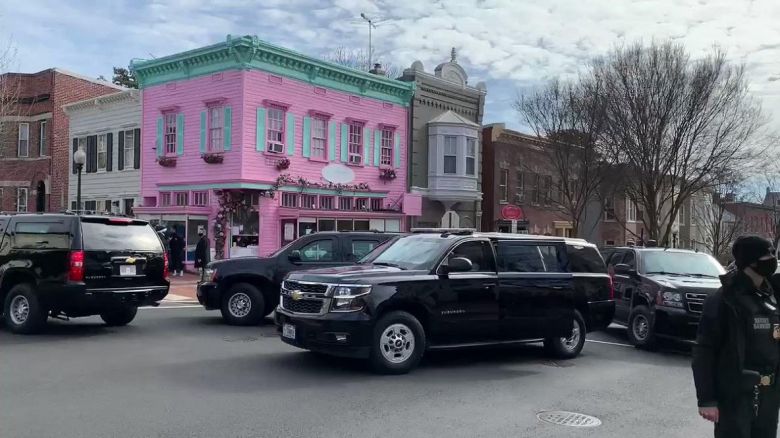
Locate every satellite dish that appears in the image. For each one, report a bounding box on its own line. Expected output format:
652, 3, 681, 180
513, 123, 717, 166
322, 163, 355, 184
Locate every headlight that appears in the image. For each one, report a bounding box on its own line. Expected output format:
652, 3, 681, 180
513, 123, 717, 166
203, 267, 216, 282
329, 285, 371, 312
660, 290, 684, 308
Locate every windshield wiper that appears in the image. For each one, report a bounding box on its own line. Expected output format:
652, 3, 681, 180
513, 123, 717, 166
680, 273, 718, 278
372, 262, 406, 270
645, 271, 682, 276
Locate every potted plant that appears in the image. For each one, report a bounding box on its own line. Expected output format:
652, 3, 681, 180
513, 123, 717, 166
276, 157, 290, 171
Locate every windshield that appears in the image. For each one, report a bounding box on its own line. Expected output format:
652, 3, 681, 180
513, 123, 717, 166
641, 251, 725, 277
364, 235, 453, 270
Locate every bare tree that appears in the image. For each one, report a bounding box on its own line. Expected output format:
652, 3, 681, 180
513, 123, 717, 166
592, 41, 766, 244
516, 77, 609, 238
692, 176, 744, 262
0, 38, 20, 158
322, 46, 399, 78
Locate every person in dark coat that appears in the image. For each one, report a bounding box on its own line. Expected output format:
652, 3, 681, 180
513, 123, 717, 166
194, 230, 210, 276
168, 233, 185, 277
692, 235, 780, 438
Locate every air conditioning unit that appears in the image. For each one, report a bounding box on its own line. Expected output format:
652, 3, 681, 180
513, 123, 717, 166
268, 142, 284, 154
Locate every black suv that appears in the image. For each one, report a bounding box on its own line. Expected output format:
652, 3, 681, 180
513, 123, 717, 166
0, 213, 169, 334
601, 246, 725, 347
197, 231, 397, 325
275, 231, 615, 374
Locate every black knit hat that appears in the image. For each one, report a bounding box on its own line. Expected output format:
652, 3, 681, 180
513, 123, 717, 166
732, 236, 774, 269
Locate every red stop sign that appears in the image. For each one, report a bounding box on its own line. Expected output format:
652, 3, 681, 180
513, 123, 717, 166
501, 204, 524, 220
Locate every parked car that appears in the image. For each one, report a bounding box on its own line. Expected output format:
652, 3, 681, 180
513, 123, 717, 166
275, 230, 615, 374
602, 246, 725, 348
0, 213, 170, 334
197, 231, 398, 325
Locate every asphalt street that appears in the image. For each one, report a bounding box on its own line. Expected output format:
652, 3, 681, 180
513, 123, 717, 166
1, 305, 712, 438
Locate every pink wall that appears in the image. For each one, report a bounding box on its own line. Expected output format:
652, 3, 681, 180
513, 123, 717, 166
140, 69, 409, 202
140, 70, 244, 199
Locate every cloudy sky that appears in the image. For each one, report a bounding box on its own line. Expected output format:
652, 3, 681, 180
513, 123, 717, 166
2, 0, 779, 132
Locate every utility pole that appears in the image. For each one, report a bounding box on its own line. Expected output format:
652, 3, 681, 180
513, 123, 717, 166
360, 12, 378, 72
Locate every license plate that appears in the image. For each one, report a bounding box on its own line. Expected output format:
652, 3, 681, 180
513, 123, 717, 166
282, 323, 296, 339
119, 265, 136, 276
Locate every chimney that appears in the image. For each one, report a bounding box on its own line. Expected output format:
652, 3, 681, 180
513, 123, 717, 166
369, 63, 385, 76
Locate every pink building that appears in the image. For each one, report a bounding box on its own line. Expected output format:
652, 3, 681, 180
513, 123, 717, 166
131, 35, 420, 262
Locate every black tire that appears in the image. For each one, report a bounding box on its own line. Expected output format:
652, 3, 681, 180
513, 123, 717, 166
3, 283, 47, 334
544, 310, 587, 359
220, 283, 265, 326
100, 305, 138, 326
369, 311, 426, 375
627, 305, 657, 349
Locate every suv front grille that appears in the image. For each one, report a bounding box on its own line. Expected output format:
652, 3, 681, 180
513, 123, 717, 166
686, 293, 708, 314
282, 281, 328, 295
281, 295, 324, 314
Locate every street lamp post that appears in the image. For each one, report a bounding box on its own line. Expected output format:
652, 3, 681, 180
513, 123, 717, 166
73, 148, 86, 214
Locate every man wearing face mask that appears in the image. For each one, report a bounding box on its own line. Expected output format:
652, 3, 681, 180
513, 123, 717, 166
693, 235, 780, 438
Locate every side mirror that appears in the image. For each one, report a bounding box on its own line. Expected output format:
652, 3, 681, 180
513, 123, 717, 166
288, 250, 301, 263
614, 263, 636, 276
441, 257, 473, 274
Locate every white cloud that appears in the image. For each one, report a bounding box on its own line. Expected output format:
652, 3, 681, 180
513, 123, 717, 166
2, 0, 779, 132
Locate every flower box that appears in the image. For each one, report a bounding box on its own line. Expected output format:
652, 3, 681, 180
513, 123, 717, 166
275, 158, 291, 171
157, 156, 177, 167
379, 167, 397, 181
201, 152, 224, 164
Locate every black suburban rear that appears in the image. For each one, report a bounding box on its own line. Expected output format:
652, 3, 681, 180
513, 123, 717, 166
0, 214, 169, 334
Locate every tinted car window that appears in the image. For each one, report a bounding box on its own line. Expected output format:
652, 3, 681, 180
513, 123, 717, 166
13, 221, 72, 249
567, 244, 607, 273
351, 240, 378, 260
622, 251, 636, 269
446, 241, 496, 272
81, 222, 162, 251
299, 239, 335, 262
497, 243, 543, 272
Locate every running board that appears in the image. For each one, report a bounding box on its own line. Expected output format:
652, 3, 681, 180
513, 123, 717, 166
428, 338, 545, 350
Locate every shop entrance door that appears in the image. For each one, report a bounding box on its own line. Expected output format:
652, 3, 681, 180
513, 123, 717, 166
281, 219, 297, 247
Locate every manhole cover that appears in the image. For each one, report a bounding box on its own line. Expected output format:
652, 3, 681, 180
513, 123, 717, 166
537, 411, 601, 427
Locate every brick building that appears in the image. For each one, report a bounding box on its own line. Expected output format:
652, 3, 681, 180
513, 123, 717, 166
0, 69, 121, 212
481, 124, 601, 240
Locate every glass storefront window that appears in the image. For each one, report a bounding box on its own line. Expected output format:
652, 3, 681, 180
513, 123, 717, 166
318, 219, 335, 231
354, 219, 370, 231
337, 220, 353, 231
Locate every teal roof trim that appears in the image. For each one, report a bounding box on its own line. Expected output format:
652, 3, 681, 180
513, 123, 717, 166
131, 35, 415, 106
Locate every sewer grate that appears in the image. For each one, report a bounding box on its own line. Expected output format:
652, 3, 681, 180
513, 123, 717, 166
537, 411, 602, 427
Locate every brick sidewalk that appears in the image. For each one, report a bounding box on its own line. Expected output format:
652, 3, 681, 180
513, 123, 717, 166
166, 272, 200, 301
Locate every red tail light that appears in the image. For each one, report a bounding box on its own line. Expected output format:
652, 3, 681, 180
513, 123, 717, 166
163, 252, 170, 279
608, 275, 615, 300
68, 251, 85, 282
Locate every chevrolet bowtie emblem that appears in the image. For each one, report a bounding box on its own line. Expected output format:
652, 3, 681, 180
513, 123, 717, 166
291, 290, 303, 301
125, 257, 136, 264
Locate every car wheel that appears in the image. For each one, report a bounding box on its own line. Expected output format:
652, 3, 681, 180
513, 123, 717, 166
220, 283, 265, 326
369, 311, 425, 375
4, 283, 48, 334
100, 305, 138, 326
544, 310, 586, 359
627, 305, 657, 349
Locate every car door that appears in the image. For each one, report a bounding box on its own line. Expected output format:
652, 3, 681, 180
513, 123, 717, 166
285, 236, 348, 273
496, 240, 574, 340
611, 250, 639, 324
430, 239, 499, 344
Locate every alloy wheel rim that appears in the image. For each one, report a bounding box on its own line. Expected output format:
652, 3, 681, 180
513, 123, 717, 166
228, 292, 252, 318
9, 295, 30, 325
380, 323, 415, 364
562, 320, 582, 350
633, 315, 649, 340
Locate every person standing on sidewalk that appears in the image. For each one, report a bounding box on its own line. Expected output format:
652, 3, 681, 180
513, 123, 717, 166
693, 235, 780, 438
168, 233, 185, 277
194, 230, 210, 279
